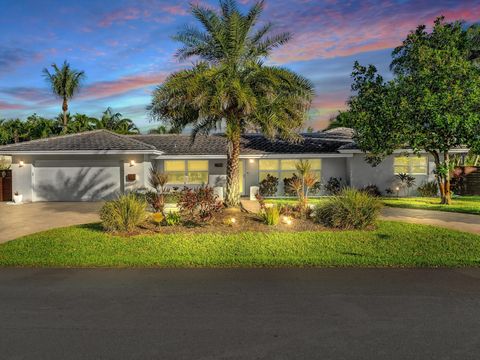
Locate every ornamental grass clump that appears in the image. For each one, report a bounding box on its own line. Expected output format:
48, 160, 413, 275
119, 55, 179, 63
313, 188, 382, 230
260, 206, 280, 226
99, 193, 148, 233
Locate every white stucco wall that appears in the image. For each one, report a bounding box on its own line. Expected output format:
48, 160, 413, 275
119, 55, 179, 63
348, 153, 436, 194
11, 154, 149, 202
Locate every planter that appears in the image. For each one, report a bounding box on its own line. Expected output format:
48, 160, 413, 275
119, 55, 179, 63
13, 194, 23, 203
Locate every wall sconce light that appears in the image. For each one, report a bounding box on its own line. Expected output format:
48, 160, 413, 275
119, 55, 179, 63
129, 160, 136, 167
249, 159, 255, 164
19, 161, 24, 167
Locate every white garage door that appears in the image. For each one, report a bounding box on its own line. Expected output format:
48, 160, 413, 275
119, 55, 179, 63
33, 160, 121, 201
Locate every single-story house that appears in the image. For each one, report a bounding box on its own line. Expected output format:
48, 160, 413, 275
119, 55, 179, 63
0, 127, 462, 202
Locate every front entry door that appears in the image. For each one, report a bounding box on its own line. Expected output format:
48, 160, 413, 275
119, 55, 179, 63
0, 170, 12, 202
238, 160, 245, 195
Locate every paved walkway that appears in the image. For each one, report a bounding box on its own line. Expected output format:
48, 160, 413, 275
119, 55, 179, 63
241, 199, 480, 234
381, 207, 480, 234
0, 202, 102, 243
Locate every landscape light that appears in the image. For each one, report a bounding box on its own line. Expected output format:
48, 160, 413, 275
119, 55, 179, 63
286, 218, 293, 225
230, 217, 236, 224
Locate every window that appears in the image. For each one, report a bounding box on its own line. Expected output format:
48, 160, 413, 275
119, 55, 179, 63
259, 159, 322, 183
164, 160, 209, 184
394, 156, 428, 175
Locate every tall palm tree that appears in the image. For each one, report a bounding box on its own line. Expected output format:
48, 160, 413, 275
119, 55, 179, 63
43, 61, 85, 128
149, 0, 314, 206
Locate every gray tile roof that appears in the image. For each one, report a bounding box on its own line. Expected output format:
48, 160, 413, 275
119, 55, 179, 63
133, 133, 353, 155
0, 130, 157, 152
0, 128, 355, 155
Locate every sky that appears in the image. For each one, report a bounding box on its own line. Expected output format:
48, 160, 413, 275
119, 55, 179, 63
0, 0, 479, 132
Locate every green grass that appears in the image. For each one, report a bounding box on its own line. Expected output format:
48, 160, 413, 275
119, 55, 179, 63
268, 196, 480, 215
382, 196, 480, 215
266, 197, 328, 206
1, 221, 480, 267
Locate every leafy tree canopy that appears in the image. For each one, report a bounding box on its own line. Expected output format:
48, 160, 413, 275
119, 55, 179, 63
346, 17, 480, 204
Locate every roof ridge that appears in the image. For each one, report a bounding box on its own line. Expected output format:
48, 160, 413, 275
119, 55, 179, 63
106, 131, 158, 150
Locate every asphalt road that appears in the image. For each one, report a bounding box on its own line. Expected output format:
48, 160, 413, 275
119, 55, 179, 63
1, 268, 480, 359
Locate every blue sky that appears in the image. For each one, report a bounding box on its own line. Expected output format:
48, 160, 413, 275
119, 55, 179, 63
0, 0, 479, 131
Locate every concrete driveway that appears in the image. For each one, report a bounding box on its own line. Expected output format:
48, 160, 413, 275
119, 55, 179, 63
0, 202, 101, 243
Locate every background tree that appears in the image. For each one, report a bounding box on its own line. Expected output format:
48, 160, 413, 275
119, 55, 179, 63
148, 124, 182, 134
326, 111, 354, 130
67, 113, 98, 133
24, 114, 59, 140
43, 61, 85, 128
96, 107, 139, 134
347, 17, 480, 205
149, 0, 314, 206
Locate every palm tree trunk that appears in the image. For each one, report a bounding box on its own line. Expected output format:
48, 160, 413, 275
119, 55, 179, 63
225, 135, 241, 207
62, 98, 68, 127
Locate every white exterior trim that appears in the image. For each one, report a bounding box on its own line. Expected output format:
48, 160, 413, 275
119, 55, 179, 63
0, 150, 163, 156
339, 148, 470, 154
153, 153, 353, 160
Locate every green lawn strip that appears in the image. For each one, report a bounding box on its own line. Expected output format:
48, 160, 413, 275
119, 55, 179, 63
1, 221, 479, 267
381, 196, 480, 215
267, 196, 480, 215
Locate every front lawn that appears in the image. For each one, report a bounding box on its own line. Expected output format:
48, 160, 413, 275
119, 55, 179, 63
382, 196, 480, 215
1, 221, 479, 267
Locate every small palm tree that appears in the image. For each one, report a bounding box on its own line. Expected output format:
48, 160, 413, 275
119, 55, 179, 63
67, 113, 98, 133
149, 0, 314, 207
43, 61, 85, 128
96, 108, 139, 134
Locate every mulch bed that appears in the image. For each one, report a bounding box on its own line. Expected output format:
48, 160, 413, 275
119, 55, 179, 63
135, 208, 327, 235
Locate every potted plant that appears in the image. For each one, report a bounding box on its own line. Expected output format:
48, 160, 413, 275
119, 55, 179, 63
13, 191, 22, 204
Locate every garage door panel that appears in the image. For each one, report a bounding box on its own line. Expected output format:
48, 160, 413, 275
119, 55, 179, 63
34, 161, 121, 201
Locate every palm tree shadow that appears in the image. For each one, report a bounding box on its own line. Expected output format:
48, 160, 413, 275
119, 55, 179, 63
36, 167, 119, 201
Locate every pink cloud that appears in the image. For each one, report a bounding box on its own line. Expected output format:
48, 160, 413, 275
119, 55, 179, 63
162, 5, 188, 16
0, 100, 27, 110
98, 7, 143, 27
270, 1, 480, 63
80, 72, 168, 100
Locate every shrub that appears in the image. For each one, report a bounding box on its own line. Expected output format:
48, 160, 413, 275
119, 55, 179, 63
313, 188, 382, 230
395, 173, 416, 196
361, 184, 382, 197
259, 174, 278, 196
260, 206, 280, 226
310, 181, 322, 196
177, 186, 223, 224
165, 211, 181, 226
283, 174, 299, 196
324, 177, 343, 195
146, 167, 169, 213
255, 192, 266, 211
417, 181, 438, 197
100, 194, 148, 232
